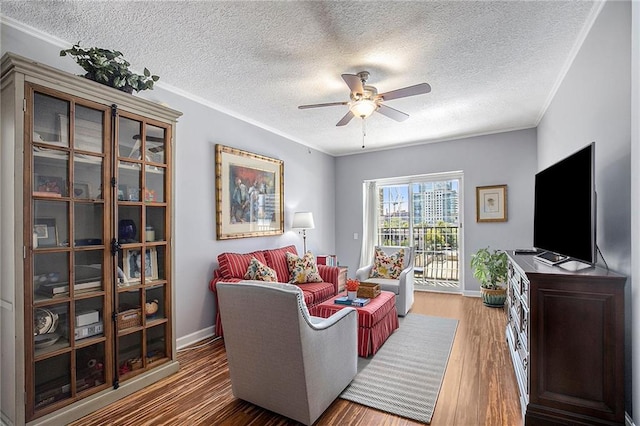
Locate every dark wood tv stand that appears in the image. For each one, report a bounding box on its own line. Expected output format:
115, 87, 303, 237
505, 252, 626, 425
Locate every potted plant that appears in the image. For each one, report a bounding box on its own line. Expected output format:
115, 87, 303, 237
470, 247, 508, 307
60, 43, 159, 93
346, 279, 359, 300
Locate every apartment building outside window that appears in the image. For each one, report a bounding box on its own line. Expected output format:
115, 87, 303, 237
376, 173, 462, 291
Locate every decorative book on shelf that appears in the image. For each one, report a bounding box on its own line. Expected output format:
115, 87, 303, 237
36, 280, 101, 296
33, 191, 62, 198
334, 296, 370, 307
35, 265, 102, 296
316, 254, 337, 266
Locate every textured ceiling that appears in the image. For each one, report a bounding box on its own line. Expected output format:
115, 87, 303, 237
1, 1, 599, 156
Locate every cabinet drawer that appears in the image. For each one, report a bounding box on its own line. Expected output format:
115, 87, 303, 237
520, 301, 529, 337
510, 304, 521, 331
519, 275, 529, 304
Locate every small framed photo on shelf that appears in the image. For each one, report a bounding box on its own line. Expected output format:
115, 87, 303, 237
117, 184, 128, 201
127, 187, 140, 202
34, 218, 58, 247
476, 184, 508, 222
73, 182, 91, 199
34, 175, 66, 198
123, 247, 159, 282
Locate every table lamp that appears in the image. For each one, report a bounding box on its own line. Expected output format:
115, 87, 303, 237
292, 211, 315, 253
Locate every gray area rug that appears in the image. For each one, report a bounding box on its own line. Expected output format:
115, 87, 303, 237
340, 313, 458, 424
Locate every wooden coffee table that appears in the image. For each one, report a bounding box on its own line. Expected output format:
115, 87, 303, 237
314, 290, 398, 357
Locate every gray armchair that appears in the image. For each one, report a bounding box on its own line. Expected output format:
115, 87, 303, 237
217, 281, 358, 425
356, 245, 415, 316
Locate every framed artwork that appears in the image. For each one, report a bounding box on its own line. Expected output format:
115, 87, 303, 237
73, 182, 91, 199
127, 187, 140, 201
123, 247, 159, 282
215, 144, 284, 239
117, 184, 128, 201
34, 175, 66, 197
476, 185, 508, 222
34, 218, 58, 247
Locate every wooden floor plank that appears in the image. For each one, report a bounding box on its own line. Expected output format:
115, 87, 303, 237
71, 292, 522, 425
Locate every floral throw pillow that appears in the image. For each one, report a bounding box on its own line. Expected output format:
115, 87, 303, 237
370, 247, 405, 279
286, 251, 323, 284
244, 257, 277, 282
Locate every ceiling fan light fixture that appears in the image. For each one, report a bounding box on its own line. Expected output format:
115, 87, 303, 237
349, 99, 377, 118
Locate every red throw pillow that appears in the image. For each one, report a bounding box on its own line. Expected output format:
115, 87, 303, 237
264, 245, 297, 282
218, 251, 267, 279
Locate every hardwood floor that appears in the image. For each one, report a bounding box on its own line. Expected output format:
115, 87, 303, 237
71, 292, 522, 425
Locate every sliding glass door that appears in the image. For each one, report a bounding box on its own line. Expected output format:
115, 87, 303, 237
376, 173, 462, 293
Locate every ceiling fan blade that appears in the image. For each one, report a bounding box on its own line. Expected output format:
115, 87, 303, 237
378, 83, 431, 101
336, 110, 354, 126
342, 74, 364, 95
377, 104, 409, 122
298, 101, 348, 109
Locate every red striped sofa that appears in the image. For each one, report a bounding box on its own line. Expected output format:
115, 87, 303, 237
209, 245, 341, 336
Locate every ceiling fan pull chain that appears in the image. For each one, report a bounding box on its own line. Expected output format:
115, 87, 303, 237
362, 118, 366, 149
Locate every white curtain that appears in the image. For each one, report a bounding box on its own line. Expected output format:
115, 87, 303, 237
359, 181, 378, 268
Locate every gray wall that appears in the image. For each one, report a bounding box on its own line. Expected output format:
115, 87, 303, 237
1, 22, 338, 346
335, 129, 537, 294
537, 0, 633, 417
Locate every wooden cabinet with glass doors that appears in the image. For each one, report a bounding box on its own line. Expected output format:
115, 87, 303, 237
0, 53, 181, 425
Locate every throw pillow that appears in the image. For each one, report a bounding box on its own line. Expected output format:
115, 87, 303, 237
244, 257, 277, 282
263, 245, 297, 282
286, 251, 323, 284
218, 251, 267, 279
370, 247, 405, 279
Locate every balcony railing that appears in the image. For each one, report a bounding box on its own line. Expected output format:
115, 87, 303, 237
379, 225, 459, 284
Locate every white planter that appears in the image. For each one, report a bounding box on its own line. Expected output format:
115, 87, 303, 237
347, 291, 357, 300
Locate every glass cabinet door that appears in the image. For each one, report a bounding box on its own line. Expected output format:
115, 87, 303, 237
28, 87, 111, 418
115, 113, 171, 380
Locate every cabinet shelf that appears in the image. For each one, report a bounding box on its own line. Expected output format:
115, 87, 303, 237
34, 148, 104, 164
74, 335, 107, 349
118, 161, 165, 174
73, 290, 106, 300
118, 325, 144, 336
34, 338, 71, 360
146, 317, 169, 328
34, 294, 70, 304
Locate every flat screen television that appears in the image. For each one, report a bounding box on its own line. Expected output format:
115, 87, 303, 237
533, 142, 595, 266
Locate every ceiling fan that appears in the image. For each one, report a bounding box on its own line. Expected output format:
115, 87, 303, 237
298, 71, 431, 126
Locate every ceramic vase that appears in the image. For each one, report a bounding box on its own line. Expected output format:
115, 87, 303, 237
118, 219, 136, 243
347, 291, 357, 300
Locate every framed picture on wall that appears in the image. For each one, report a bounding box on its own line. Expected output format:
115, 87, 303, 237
476, 184, 508, 222
215, 144, 284, 240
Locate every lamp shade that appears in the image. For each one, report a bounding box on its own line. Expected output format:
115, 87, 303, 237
292, 212, 315, 229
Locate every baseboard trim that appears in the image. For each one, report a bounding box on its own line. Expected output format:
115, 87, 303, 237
463, 290, 481, 298
176, 326, 215, 350
626, 411, 635, 426
1, 411, 12, 426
